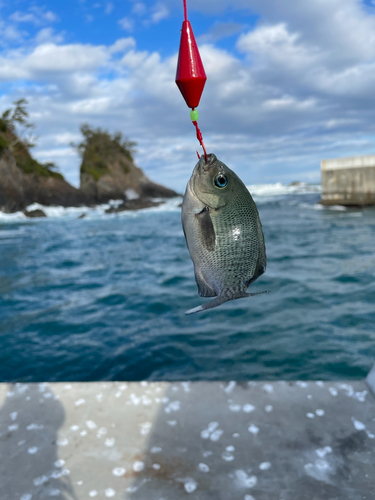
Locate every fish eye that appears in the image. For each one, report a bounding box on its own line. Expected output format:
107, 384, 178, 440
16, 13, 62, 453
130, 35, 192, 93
214, 174, 228, 188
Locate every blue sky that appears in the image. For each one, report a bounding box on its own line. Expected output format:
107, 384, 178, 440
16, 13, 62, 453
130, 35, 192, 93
1, 0, 375, 190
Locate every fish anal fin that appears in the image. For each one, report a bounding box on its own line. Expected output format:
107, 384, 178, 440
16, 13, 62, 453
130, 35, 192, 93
195, 206, 215, 252
245, 260, 266, 288
195, 271, 216, 297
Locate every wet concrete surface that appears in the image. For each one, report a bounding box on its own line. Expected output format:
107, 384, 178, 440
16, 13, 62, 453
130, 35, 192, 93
0, 373, 374, 500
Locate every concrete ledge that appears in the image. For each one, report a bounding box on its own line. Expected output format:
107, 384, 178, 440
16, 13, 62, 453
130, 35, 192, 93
321, 155, 375, 170
1, 376, 375, 500
320, 155, 375, 206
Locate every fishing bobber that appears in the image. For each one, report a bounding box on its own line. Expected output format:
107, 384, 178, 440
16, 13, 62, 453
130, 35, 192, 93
175, 20, 207, 110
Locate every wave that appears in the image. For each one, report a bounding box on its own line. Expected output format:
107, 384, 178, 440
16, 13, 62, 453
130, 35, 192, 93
247, 182, 321, 197
0, 197, 183, 223
0, 184, 322, 222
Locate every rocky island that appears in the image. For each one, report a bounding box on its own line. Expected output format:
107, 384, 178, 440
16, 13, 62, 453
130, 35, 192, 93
0, 100, 178, 215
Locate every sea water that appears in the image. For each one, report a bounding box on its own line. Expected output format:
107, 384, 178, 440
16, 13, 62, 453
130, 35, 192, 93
0, 184, 374, 382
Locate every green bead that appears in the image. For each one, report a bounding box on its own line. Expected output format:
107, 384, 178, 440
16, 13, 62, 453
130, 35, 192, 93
190, 109, 199, 121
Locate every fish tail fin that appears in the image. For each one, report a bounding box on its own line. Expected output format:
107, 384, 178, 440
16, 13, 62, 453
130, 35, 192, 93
185, 296, 229, 315
247, 290, 270, 297
185, 289, 269, 315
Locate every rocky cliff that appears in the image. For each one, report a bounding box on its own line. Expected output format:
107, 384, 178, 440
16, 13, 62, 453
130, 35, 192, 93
0, 123, 178, 213
78, 126, 178, 204
0, 147, 86, 213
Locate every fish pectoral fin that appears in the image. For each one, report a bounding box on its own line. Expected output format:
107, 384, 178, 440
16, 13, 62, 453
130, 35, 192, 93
194, 271, 216, 297
195, 206, 215, 252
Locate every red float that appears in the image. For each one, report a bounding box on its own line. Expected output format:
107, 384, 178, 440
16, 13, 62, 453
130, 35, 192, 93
175, 20, 207, 109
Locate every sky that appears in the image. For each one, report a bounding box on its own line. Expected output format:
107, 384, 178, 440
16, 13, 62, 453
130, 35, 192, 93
1, 0, 375, 191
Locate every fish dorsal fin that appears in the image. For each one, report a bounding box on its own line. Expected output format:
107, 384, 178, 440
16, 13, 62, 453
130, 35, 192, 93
194, 269, 216, 297
195, 206, 215, 252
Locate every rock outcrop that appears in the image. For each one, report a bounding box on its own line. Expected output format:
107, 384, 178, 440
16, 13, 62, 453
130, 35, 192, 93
24, 209, 47, 218
80, 157, 177, 204
78, 127, 178, 204
0, 149, 86, 213
0, 120, 178, 213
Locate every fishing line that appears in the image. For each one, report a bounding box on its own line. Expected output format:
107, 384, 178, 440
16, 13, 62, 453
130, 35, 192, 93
176, 0, 208, 161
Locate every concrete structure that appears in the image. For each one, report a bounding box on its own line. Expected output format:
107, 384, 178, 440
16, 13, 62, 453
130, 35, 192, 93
320, 155, 375, 206
1, 369, 375, 500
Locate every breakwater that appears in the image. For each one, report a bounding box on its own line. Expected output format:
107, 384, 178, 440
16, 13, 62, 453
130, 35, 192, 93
320, 155, 375, 206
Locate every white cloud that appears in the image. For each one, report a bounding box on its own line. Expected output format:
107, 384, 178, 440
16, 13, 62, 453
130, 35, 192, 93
118, 17, 134, 31
263, 96, 316, 111
10, 12, 36, 23
198, 22, 243, 43
149, 2, 169, 24
105, 2, 114, 14
10, 7, 58, 25
26, 43, 109, 73
0, 20, 28, 43
109, 38, 136, 54
34, 28, 64, 45
132, 2, 147, 16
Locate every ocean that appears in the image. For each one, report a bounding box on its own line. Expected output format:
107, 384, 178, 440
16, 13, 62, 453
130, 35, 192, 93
1, 183, 374, 382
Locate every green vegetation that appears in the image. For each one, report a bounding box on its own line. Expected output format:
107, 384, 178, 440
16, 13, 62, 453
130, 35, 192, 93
0, 99, 63, 179
74, 124, 137, 181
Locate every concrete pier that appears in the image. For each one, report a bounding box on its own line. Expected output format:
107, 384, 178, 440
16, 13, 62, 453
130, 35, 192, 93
1, 370, 375, 500
320, 155, 375, 206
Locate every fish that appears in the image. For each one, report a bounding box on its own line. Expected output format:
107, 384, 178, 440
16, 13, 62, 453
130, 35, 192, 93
181, 153, 267, 314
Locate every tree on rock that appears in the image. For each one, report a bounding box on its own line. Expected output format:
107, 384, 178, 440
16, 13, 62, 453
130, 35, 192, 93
73, 124, 137, 182
74, 123, 178, 204
0, 99, 63, 179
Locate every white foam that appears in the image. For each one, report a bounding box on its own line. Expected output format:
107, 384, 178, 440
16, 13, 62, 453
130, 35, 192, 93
316, 446, 332, 458
0, 196, 183, 223
184, 480, 197, 493
112, 467, 126, 476
221, 451, 235, 462
133, 461, 145, 472
243, 404, 255, 413
247, 182, 321, 198
198, 463, 209, 472
56, 438, 69, 446
248, 424, 259, 435
235, 470, 257, 488
105, 437, 115, 447
229, 404, 242, 412
352, 418, 366, 431
140, 422, 152, 436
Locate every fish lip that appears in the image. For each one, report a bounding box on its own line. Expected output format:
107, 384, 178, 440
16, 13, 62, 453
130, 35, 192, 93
190, 154, 216, 199
199, 153, 217, 173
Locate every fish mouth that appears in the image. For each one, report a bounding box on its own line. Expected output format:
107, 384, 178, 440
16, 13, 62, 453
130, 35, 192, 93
199, 153, 217, 172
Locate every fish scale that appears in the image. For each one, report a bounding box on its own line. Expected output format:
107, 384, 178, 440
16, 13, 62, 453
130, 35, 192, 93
181, 153, 267, 314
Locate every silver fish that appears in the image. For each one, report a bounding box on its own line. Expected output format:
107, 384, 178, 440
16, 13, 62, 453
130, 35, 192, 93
181, 153, 267, 314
